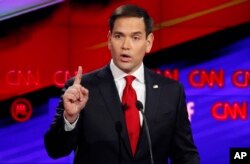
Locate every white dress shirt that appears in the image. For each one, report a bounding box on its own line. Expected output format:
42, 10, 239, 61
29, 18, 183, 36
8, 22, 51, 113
110, 60, 146, 126
64, 60, 146, 130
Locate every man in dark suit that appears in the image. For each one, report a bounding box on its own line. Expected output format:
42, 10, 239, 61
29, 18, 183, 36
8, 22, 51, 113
44, 4, 200, 164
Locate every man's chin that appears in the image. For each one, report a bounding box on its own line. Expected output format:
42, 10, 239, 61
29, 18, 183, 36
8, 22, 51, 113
118, 65, 133, 73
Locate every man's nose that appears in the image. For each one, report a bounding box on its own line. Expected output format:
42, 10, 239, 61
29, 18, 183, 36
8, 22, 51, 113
122, 38, 131, 50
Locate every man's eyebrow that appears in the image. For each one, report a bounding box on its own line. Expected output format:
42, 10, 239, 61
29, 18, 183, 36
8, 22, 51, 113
131, 31, 143, 35
113, 31, 124, 35
112, 31, 143, 36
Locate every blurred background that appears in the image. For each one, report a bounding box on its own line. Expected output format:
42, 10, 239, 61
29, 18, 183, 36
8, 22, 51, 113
0, 0, 249, 163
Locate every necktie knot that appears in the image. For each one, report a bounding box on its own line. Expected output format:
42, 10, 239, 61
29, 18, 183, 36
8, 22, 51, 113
124, 75, 136, 86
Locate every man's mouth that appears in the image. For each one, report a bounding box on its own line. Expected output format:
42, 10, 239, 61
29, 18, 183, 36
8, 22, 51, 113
120, 54, 131, 62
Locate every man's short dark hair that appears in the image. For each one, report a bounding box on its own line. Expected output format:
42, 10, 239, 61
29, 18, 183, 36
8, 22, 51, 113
109, 4, 154, 36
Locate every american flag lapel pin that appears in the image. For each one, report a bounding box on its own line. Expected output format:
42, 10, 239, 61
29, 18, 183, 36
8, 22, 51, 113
153, 85, 158, 89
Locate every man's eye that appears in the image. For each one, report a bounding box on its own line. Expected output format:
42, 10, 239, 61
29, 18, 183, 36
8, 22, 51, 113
114, 35, 121, 39
133, 36, 140, 40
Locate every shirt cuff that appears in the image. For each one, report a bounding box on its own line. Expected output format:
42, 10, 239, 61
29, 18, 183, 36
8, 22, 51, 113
64, 114, 79, 131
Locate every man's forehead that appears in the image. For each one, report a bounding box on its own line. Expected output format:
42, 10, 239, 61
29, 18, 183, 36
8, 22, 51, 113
114, 17, 144, 24
112, 17, 146, 33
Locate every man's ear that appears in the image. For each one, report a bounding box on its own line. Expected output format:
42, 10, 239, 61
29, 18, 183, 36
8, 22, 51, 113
107, 31, 111, 50
146, 33, 154, 53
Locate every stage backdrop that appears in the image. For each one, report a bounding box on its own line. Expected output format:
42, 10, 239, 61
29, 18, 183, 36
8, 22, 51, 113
0, 0, 249, 163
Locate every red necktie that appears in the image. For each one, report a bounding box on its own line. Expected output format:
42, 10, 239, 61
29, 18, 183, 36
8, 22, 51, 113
122, 75, 140, 156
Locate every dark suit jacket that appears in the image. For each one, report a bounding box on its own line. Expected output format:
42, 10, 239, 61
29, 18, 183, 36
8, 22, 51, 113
44, 65, 200, 164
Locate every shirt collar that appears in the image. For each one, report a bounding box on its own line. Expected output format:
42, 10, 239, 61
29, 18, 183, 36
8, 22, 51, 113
110, 59, 145, 83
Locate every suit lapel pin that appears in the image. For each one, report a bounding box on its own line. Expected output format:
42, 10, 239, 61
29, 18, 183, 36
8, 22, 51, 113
153, 85, 158, 89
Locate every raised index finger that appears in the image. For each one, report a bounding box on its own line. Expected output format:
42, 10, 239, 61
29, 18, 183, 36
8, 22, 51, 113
73, 66, 82, 85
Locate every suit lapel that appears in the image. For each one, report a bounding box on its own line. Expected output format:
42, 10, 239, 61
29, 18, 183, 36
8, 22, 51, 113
136, 68, 161, 157
144, 68, 161, 127
96, 65, 132, 157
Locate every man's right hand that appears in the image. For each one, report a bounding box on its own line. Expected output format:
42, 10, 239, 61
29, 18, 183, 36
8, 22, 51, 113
62, 66, 89, 123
